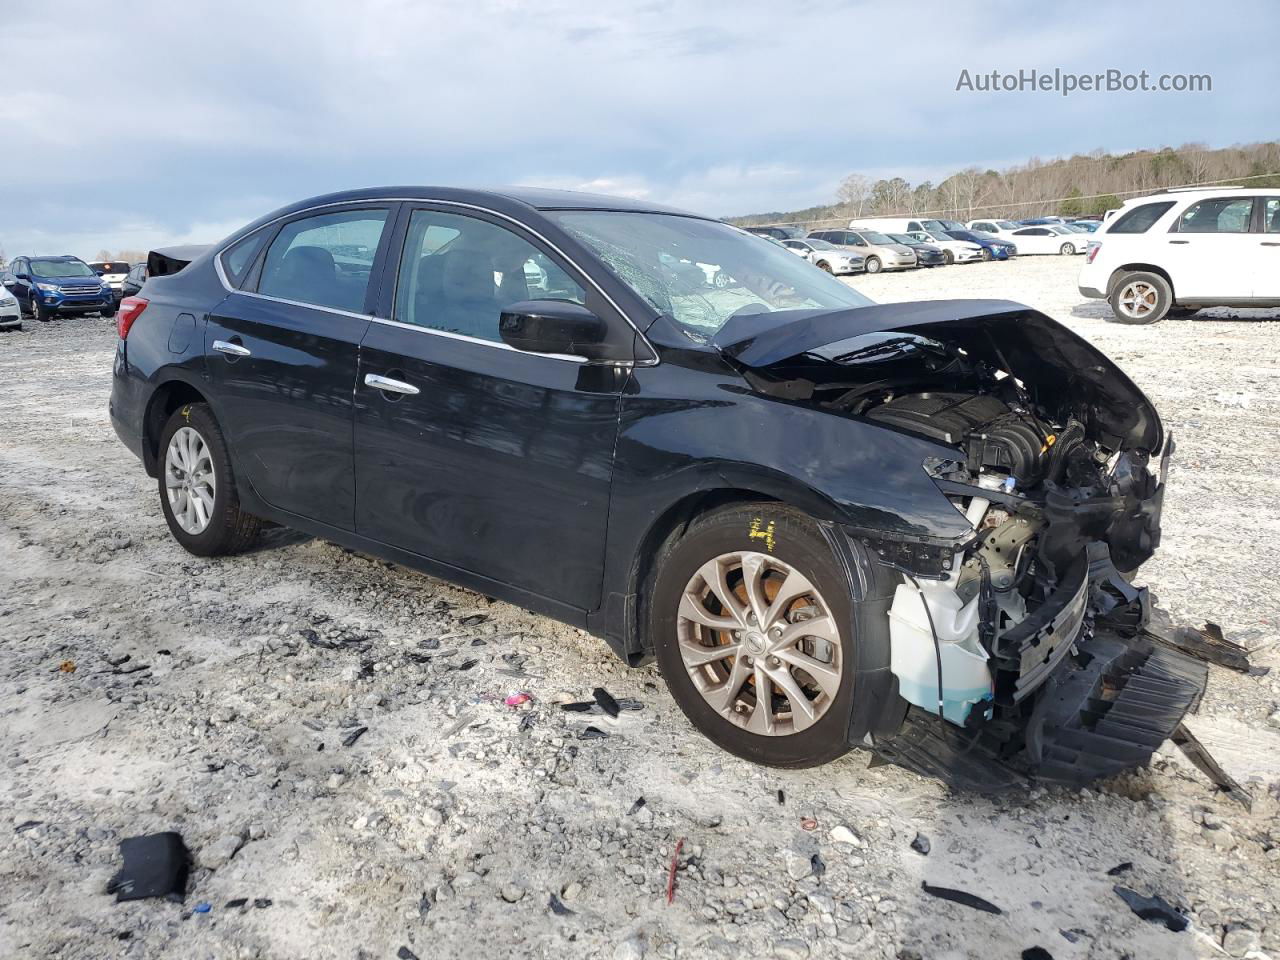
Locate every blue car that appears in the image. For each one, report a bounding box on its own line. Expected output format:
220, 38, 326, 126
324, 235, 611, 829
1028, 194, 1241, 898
946, 229, 1017, 260
2, 255, 117, 321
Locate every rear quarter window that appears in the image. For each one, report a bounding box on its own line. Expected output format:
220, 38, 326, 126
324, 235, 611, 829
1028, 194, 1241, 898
1109, 201, 1175, 234
220, 230, 271, 287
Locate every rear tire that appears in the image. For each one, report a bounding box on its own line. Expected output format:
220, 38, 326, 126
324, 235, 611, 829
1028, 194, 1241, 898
943, 250, 955, 265
1108, 271, 1172, 325
649, 503, 879, 768
157, 403, 262, 556
1060, 242, 1076, 255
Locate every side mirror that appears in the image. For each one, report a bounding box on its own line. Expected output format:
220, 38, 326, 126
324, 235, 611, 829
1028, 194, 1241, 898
15, 271, 29, 281
498, 300, 611, 359
122, 280, 142, 297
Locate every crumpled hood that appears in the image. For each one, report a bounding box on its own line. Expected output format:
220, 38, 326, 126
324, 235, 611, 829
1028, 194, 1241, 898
713, 299, 1163, 453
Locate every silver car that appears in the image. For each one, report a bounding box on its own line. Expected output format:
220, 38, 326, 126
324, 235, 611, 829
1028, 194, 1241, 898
780, 238, 865, 275
807, 229, 917, 273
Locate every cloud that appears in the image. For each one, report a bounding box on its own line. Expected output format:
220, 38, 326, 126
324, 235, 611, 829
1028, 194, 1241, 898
0, 0, 1273, 256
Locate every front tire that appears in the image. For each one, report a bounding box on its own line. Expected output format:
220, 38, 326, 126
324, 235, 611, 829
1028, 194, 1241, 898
157, 403, 262, 556
864, 256, 882, 274
980, 248, 993, 261
32, 300, 53, 322
815, 260, 833, 273
1108, 271, 1172, 325
650, 504, 874, 768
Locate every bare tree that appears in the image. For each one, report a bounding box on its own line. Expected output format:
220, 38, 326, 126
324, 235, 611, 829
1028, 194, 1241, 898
836, 174, 872, 218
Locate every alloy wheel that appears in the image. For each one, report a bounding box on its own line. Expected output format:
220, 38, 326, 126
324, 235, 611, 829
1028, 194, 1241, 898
1118, 280, 1158, 320
676, 551, 841, 736
164, 426, 217, 534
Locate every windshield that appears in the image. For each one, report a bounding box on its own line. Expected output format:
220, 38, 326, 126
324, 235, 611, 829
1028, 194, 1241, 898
553, 212, 873, 335
993, 220, 1019, 230
89, 261, 130, 273
805, 239, 838, 250
861, 231, 894, 245
31, 259, 96, 278
922, 219, 965, 233
889, 234, 918, 245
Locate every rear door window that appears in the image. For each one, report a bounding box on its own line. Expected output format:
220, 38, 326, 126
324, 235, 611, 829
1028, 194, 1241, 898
257, 209, 389, 313
1177, 197, 1255, 234
1261, 198, 1280, 233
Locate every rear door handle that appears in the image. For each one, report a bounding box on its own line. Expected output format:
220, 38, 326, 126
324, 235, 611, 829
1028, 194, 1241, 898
1169, 240, 1191, 245
1262, 241, 1280, 247
212, 339, 251, 357
364, 373, 419, 396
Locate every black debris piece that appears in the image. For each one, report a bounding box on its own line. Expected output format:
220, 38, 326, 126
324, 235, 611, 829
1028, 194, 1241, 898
397, 947, 421, 960
302, 629, 340, 650
470, 638, 487, 646
614, 698, 645, 712
458, 659, 479, 671
592, 687, 621, 718
578, 726, 608, 740
113, 664, 150, 676
921, 882, 1002, 915
253, 898, 272, 909
418, 893, 431, 919
1146, 613, 1251, 673
301, 718, 325, 732
1022, 949, 1054, 960
777, 789, 785, 805
1170, 723, 1252, 811
357, 660, 375, 680
810, 853, 825, 878
548, 892, 573, 916
628, 797, 646, 816
518, 714, 536, 733
225, 898, 248, 909
911, 832, 931, 856
156, 649, 171, 656
419, 637, 441, 650
1107, 862, 1133, 876
1059, 929, 1086, 944
459, 614, 489, 627
107, 832, 190, 902
341, 726, 368, 748
560, 701, 595, 713
107, 654, 132, 667
14, 820, 42, 833
1113, 885, 1188, 932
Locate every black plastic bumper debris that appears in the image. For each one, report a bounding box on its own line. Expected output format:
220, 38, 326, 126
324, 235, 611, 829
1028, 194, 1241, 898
872, 630, 1208, 791
107, 832, 190, 902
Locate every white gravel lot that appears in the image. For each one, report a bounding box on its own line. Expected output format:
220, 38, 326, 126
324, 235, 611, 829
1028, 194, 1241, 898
1, 255, 1279, 960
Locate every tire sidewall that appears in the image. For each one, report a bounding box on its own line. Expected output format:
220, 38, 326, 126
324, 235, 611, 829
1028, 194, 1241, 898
156, 403, 240, 556
865, 256, 881, 274
1109, 271, 1172, 325
650, 505, 864, 768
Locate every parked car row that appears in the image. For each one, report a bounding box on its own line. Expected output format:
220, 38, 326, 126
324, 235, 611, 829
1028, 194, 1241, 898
746, 217, 1023, 274
0, 255, 120, 328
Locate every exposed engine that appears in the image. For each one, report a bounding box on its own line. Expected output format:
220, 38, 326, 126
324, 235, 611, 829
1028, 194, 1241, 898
713, 303, 1204, 788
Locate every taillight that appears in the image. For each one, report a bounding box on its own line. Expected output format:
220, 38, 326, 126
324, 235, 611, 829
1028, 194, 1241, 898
117, 297, 149, 339
1085, 243, 1101, 264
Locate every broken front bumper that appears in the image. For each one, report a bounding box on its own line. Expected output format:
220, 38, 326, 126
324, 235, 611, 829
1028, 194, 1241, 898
873, 628, 1207, 791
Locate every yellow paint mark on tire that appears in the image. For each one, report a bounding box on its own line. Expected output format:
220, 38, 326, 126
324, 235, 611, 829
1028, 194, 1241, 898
748, 517, 776, 553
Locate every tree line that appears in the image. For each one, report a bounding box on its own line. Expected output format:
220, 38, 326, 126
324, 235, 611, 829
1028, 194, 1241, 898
730, 141, 1280, 228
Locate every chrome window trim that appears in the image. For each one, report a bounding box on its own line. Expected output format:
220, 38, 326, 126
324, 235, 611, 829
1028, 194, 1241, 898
211, 196, 659, 366
368, 315, 593, 366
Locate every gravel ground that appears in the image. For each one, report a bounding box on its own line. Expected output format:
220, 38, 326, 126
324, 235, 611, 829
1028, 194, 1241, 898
2, 256, 1279, 960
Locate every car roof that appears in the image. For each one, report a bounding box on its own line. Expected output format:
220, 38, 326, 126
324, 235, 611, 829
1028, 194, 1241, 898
267, 185, 702, 217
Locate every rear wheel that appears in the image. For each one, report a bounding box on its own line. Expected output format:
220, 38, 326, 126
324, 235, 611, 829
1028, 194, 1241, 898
1109, 271, 1172, 325
650, 504, 877, 768
864, 256, 882, 274
157, 403, 262, 556
943, 250, 955, 265
1059, 242, 1076, 255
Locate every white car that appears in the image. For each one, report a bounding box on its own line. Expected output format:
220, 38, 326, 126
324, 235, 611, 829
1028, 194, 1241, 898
780, 238, 866, 275
88, 260, 132, 304
1005, 224, 1084, 255
0, 280, 20, 330
1078, 187, 1280, 324
966, 218, 1024, 242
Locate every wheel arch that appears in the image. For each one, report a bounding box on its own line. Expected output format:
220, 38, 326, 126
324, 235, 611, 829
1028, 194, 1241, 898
141, 378, 212, 477
1108, 263, 1175, 299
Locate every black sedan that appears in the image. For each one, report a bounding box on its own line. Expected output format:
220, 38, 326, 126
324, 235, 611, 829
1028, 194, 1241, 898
887, 234, 947, 267
109, 187, 1203, 783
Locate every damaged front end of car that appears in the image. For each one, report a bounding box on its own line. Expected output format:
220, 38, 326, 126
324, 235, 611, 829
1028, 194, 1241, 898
715, 299, 1208, 790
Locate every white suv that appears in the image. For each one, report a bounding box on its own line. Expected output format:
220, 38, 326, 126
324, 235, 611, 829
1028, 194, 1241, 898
1078, 188, 1280, 324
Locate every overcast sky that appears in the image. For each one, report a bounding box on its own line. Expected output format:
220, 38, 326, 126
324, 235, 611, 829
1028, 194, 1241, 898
2, 0, 1274, 258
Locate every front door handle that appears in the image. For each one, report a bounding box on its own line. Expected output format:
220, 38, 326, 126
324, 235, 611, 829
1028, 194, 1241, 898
365, 373, 419, 396
1262, 241, 1280, 247
1169, 240, 1191, 245
212, 339, 251, 357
